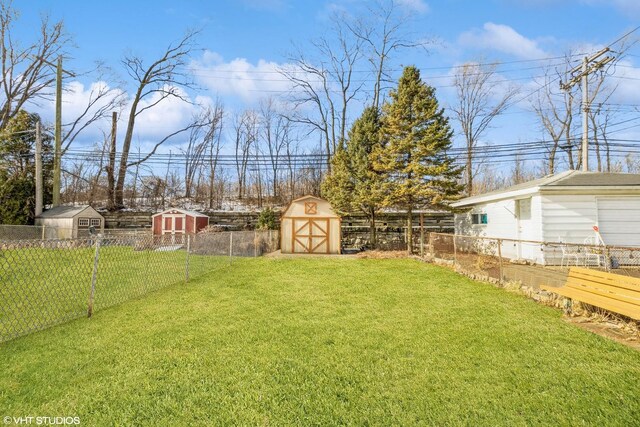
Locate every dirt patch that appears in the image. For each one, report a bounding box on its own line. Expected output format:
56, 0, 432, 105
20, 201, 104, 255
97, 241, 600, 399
356, 250, 409, 259
264, 250, 358, 259
565, 316, 640, 351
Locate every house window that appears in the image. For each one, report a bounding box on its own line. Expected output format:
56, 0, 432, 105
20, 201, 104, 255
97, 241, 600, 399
78, 218, 90, 227
472, 213, 488, 225
90, 218, 101, 227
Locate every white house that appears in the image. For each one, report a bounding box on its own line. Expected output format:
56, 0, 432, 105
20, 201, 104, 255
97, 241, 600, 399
451, 171, 640, 264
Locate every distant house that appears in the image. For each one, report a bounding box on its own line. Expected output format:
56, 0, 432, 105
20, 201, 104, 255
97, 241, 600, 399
451, 170, 640, 264
281, 195, 341, 254
152, 208, 209, 236
35, 205, 104, 239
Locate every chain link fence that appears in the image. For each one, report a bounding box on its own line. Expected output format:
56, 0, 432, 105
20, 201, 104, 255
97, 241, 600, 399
425, 232, 640, 288
0, 230, 279, 343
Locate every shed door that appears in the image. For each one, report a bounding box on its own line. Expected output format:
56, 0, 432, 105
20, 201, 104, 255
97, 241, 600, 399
597, 198, 640, 247
162, 215, 186, 234
292, 218, 329, 253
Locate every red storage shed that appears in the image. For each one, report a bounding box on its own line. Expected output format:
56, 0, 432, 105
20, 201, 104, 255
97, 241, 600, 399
152, 208, 209, 236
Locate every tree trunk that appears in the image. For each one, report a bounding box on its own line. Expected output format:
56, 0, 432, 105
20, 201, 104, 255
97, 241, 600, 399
114, 92, 141, 208
106, 112, 118, 211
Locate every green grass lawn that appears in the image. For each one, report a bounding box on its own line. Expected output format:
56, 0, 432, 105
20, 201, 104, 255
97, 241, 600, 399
1, 257, 639, 426
0, 244, 225, 341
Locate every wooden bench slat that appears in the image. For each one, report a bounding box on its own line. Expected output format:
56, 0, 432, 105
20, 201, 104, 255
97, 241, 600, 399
569, 268, 640, 292
565, 278, 640, 305
542, 284, 640, 320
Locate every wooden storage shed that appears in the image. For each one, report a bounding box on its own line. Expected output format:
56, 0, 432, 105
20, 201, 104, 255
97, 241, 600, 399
35, 205, 104, 239
281, 195, 341, 254
152, 208, 209, 236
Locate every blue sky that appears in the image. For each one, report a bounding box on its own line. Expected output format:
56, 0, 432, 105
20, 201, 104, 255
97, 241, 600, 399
14, 0, 640, 172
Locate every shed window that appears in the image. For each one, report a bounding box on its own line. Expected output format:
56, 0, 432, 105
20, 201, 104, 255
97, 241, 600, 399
78, 218, 90, 227
90, 218, 101, 227
472, 213, 488, 225
304, 202, 318, 214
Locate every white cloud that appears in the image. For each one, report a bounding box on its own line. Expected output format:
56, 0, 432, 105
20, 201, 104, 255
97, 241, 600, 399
191, 51, 292, 101
132, 86, 197, 140
458, 23, 548, 60
396, 0, 430, 14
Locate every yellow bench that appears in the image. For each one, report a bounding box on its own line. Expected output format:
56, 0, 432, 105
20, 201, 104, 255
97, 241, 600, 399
540, 267, 640, 320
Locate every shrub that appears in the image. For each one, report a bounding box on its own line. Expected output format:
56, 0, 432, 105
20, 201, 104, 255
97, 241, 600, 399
256, 207, 278, 230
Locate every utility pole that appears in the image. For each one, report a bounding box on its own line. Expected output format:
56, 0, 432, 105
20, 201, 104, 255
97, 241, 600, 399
46, 56, 75, 207
35, 121, 43, 217
560, 48, 614, 172
52, 57, 63, 207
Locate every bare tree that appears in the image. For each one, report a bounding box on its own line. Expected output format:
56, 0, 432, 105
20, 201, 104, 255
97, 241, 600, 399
113, 31, 200, 209
279, 14, 363, 169
532, 65, 577, 174
233, 110, 258, 200
183, 105, 224, 198
284, 134, 300, 202
260, 98, 291, 201
88, 138, 108, 205
0, 1, 70, 130
346, 0, 430, 110
208, 106, 224, 209
451, 62, 518, 195
61, 68, 126, 154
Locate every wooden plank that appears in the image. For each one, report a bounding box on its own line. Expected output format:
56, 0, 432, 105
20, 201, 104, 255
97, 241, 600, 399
566, 276, 640, 303
311, 237, 327, 253
569, 268, 640, 293
567, 271, 640, 293
542, 284, 640, 319
566, 279, 640, 306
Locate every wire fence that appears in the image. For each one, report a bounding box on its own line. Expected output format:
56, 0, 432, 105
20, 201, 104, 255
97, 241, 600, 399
0, 224, 153, 240
0, 230, 279, 343
424, 232, 640, 288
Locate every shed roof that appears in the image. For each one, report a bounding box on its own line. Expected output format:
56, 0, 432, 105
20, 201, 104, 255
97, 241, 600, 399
281, 195, 340, 218
151, 208, 209, 218
37, 205, 102, 219
452, 170, 640, 207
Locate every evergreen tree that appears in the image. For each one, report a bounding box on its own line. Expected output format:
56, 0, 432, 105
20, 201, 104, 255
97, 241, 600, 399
346, 106, 384, 248
0, 110, 53, 224
322, 106, 385, 248
374, 66, 462, 254
321, 145, 354, 216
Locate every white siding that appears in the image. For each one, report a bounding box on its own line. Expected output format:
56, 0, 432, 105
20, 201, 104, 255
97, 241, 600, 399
454, 196, 543, 263
596, 197, 640, 247
540, 195, 597, 243
455, 199, 519, 260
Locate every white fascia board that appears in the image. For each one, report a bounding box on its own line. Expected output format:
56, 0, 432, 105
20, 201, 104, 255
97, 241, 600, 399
539, 186, 640, 196
451, 187, 540, 208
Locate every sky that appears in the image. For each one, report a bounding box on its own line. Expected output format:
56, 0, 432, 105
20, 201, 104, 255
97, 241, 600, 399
12, 0, 640, 174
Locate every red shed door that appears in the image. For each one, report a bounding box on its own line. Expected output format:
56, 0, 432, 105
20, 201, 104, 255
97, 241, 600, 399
162, 214, 186, 235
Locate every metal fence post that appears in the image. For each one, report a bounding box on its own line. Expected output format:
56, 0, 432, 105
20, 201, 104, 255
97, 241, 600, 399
428, 232, 434, 257
229, 231, 233, 264
420, 213, 424, 257
87, 235, 102, 318
254, 229, 258, 257
497, 238, 503, 283
186, 234, 191, 283
453, 234, 458, 266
